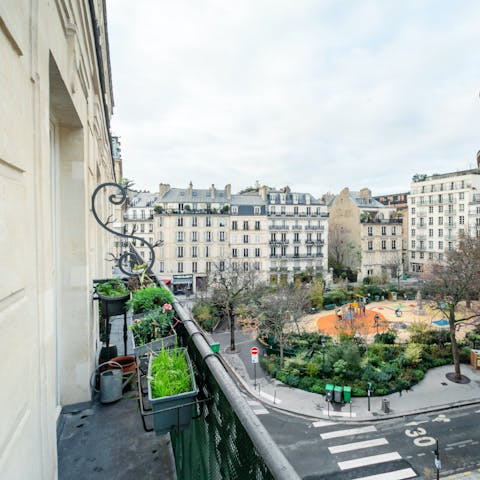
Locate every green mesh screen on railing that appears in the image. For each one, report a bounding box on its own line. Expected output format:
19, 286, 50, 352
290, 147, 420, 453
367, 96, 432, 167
170, 325, 275, 480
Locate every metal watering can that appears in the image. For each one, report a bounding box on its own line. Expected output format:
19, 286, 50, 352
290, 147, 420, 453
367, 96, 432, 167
95, 361, 133, 404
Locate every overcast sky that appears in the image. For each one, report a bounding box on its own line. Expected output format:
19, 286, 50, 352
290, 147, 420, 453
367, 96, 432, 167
107, 0, 480, 198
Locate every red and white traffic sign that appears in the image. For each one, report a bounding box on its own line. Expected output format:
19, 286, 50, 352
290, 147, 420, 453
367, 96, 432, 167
251, 346, 259, 363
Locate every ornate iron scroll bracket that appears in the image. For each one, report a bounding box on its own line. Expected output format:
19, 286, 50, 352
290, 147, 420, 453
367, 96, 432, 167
91, 182, 159, 276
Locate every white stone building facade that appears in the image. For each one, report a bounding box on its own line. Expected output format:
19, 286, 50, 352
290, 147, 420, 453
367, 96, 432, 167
407, 169, 480, 274
266, 188, 329, 283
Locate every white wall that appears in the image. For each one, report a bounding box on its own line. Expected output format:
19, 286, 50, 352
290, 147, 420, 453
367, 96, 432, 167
0, 1, 115, 478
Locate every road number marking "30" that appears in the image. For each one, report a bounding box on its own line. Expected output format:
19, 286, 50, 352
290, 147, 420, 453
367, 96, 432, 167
405, 427, 436, 447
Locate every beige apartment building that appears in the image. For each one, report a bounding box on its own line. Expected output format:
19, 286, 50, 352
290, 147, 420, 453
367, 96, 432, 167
149, 183, 269, 293
407, 168, 480, 274
329, 188, 403, 282
0, 1, 116, 478
122, 183, 330, 291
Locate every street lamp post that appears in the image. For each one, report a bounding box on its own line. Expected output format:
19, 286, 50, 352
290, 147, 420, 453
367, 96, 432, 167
434, 439, 441, 480
321, 337, 326, 371
374, 314, 380, 335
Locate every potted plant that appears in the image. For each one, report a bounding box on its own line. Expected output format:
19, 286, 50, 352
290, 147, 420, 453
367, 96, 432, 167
148, 347, 198, 435
130, 304, 177, 356
127, 285, 174, 315
95, 278, 131, 317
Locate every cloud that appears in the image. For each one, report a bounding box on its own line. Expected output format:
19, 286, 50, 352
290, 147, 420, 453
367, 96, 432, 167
108, 0, 480, 197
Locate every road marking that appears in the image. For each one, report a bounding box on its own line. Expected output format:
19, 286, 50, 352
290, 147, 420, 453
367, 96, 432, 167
323, 410, 357, 417
349, 467, 417, 480
259, 391, 282, 404
417, 453, 426, 457
247, 400, 260, 406
253, 408, 269, 415
338, 452, 401, 470
432, 414, 450, 423
312, 420, 338, 428
321, 425, 377, 440
447, 439, 473, 447
475, 410, 480, 413
328, 438, 389, 454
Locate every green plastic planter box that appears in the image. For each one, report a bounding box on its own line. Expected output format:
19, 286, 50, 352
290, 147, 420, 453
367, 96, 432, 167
343, 386, 351, 403
147, 348, 198, 435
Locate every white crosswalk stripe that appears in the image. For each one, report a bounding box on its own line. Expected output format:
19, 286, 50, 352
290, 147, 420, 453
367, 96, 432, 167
321, 425, 377, 440
247, 399, 269, 415
328, 437, 389, 454
350, 467, 417, 480
312, 420, 338, 428
338, 452, 401, 470
319, 423, 417, 479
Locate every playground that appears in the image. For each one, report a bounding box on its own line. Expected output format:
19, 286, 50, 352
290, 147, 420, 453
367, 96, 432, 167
301, 299, 480, 341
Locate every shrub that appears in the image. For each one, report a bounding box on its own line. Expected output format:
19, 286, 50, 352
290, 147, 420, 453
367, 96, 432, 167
305, 361, 321, 377
286, 375, 300, 388
374, 331, 397, 345
192, 301, 219, 332
310, 382, 325, 394
403, 343, 424, 367
298, 377, 316, 390
352, 387, 367, 397
333, 359, 348, 376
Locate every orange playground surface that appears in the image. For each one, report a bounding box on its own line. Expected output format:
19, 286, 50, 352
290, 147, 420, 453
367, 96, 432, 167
316, 308, 389, 336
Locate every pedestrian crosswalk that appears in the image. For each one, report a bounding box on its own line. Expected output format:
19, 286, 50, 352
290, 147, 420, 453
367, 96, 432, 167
313, 422, 417, 479
247, 399, 269, 415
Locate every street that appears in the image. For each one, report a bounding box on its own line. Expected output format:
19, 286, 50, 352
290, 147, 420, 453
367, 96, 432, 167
257, 404, 480, 479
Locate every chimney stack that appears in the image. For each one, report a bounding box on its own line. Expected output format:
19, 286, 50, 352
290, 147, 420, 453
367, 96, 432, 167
159, 183, 171, 197
188, 181, 193, 196
225, 184, 231, 199
210, 184, 216, 198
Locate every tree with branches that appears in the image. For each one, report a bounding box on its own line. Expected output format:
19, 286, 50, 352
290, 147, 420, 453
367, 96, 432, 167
208, 263, 263, 352
255, 285, 311, 367
422, 235, 480, 382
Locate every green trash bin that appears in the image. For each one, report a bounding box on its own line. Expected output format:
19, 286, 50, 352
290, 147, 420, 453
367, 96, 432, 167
334, 385, 343, 403
343, 386, 351, 403
325, 383, 334, 402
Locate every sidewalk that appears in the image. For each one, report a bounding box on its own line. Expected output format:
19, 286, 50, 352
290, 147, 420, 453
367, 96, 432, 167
214, 331, 480, 422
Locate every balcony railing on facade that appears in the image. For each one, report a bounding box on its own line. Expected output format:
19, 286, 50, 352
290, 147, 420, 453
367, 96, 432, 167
269, 253, 323, 259
360, 218, 403, 224
269, 225, 290, 230
124, 214, 154, 220
269, 240, 289, 245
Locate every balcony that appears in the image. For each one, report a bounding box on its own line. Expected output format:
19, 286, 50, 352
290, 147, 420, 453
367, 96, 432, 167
304, 225, 325, 230
269, 225, 290, 230
269, 240, 289, 245
59, 281, 297, 480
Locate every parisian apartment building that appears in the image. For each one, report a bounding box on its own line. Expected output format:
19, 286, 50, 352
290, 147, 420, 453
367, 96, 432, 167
328, 187, 403, 282
407, 167, 480, 274
123, 183, 329, 292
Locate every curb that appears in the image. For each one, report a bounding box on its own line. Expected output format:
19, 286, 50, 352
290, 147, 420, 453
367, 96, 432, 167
220, 353, 480, 423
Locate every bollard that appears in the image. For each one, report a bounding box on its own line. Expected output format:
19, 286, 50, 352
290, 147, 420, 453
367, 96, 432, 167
274, 389, 277, 405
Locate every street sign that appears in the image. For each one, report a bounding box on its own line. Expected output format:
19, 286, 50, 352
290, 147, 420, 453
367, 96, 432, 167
251, 347, 259, 364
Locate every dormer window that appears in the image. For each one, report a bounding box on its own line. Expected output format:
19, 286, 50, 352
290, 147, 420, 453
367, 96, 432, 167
231, 206, 238, 214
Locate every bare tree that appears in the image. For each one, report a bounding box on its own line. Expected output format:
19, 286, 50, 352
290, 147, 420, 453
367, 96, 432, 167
208, 263, 263, 352
423, 234, 480, 382
256, 285, 310, 367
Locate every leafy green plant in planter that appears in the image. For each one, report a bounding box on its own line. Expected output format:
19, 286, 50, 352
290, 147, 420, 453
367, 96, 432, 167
127, 286, 174, 314
96, 278, 129, 297
130, 304, 177, 356
148, 347, 198, 435
96, 279, 131, 317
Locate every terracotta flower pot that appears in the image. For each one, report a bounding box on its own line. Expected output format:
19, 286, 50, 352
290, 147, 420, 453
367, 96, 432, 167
107, 355, 137, 373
